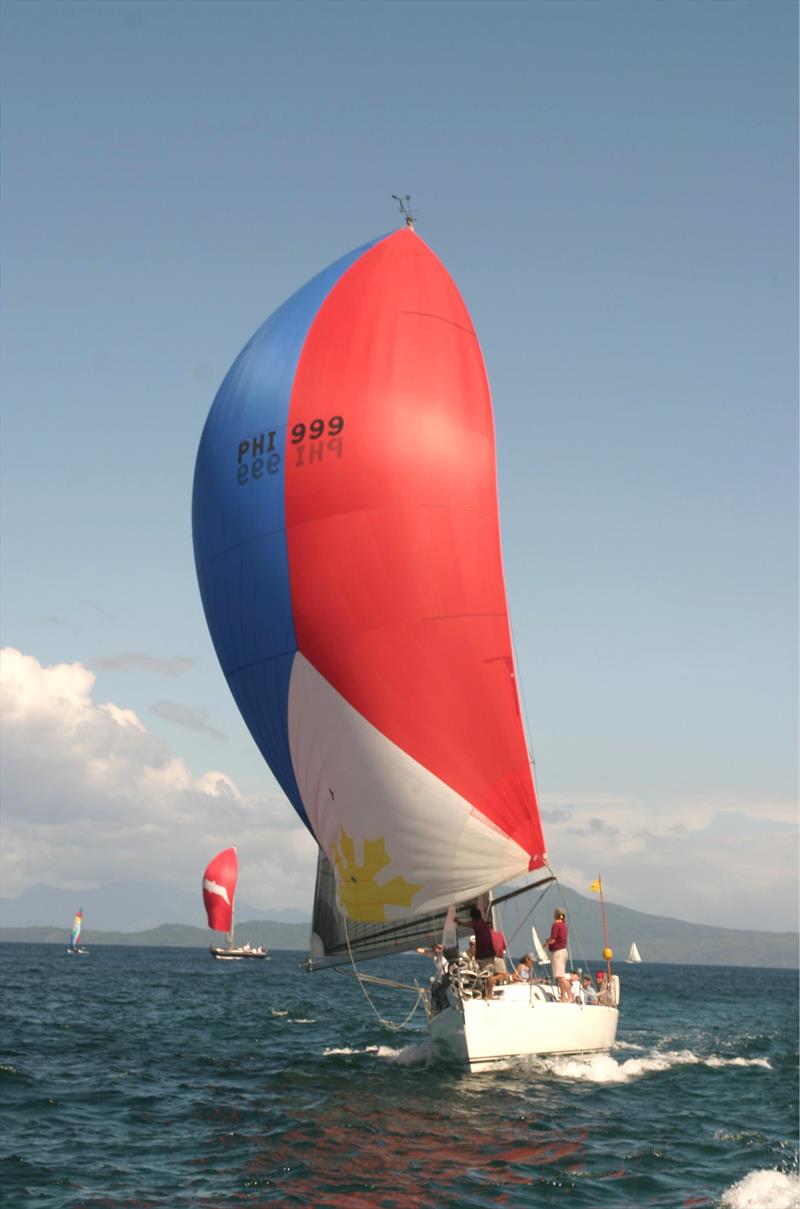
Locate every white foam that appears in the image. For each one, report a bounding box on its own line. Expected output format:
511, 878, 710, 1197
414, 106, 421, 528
705, 1055, 772, 1069
536, 1048, 772, 1085
321, 1041, 434, 1066
720, 1169, 800, 1209
288, 1018, 316, 1024
270, 1010, 288, 1017
378, 1040, 435, 1067
322, 1045, 393, 1056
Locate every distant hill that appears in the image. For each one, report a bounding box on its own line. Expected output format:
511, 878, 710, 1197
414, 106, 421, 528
0, 919, 308, 950
501, 884, 798, 970
1, 884, 797, 967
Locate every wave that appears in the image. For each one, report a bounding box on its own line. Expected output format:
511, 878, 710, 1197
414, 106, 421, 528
720, 1169, 800, 1209
535, 1048, 772, 1084
321, 1042, 435, 1066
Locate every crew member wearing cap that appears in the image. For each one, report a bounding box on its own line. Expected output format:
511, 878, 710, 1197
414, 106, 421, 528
547, 909, 573, 1001
416, 943, 448, 977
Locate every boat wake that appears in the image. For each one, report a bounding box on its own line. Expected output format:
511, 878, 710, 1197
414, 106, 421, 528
533, 1048, 772, 1084
720, 1168, 800, 1209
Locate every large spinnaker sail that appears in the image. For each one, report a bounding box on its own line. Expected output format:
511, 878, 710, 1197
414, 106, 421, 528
70, 910, 82, 948
202, 847, 237, 934
193, 229, 547, 923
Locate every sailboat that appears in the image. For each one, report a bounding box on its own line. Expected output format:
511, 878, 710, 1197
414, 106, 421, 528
202, 847, 268, 960
627, 942, 642, 963
192, 210, 619, 1067
66, 908, 87, 955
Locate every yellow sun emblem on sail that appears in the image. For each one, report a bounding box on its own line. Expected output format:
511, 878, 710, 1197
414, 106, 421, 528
332, 829, 421, 923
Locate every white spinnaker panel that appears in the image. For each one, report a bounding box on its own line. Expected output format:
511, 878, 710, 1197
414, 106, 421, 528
287, 652, 531, 922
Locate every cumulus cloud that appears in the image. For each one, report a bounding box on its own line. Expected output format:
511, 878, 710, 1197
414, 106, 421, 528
539, 787, 799, 930
0, 648, 316, 908
92, 652, 196, 677
150, 700, 227, 740
1, 647, 796, 932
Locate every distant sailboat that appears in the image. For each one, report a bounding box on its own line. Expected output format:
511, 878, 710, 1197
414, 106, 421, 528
627, 942, 642, 963
202, 847, 268, 960
67, 908, 87, 955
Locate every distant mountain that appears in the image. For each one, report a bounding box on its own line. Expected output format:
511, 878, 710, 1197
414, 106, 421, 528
0, 920, 308, 950
1, 883, 796, 967
0, 881, 309, 931
501, 884, 798, 970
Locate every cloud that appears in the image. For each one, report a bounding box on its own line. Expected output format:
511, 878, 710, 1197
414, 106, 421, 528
2, 647, 797, 933
538, 787, 799, 930
0, 648, 316, 909
567, 817, 619, 839
150, 700, 227, 740
92, 652, 196, 677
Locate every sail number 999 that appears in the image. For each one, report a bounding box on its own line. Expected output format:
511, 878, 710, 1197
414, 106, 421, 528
291, 416, 344, 443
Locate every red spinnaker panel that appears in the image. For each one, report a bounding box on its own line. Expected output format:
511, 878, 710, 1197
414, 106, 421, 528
202, 847, 238, 932
284, 230, 545, 864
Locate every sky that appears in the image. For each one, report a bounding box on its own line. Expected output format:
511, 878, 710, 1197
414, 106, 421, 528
1, 0, 797, 932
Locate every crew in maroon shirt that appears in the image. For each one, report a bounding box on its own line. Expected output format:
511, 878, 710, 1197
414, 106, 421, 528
547, 909, 573, 1001
548, 915, 567, 953
469, 910, 495, 961
456, 905, 506, 996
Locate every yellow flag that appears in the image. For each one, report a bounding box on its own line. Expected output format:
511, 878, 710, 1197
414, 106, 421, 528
590, 878, 602, 894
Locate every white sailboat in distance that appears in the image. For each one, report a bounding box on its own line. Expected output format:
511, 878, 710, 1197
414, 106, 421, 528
627, 942, 642, 963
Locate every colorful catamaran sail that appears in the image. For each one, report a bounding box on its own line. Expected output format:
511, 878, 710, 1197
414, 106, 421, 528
193, 228, 547, 933
70, 909, 82, 949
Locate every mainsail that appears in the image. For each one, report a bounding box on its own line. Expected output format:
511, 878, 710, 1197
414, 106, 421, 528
202, 848, 237, 935
193, 228, 547, 928
70, 909, 82, 948
309, 850, 495, 968
627, 942, 642, 963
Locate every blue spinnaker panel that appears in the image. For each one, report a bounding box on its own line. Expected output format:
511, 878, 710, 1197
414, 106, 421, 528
192, 236, 384, 828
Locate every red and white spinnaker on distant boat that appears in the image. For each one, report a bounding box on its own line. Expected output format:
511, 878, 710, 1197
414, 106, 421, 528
202, 848, 268, 961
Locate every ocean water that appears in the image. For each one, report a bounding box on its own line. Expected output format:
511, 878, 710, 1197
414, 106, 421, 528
0, 945, 797, 1208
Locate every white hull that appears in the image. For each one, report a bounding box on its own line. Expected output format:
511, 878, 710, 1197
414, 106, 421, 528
66, 946, 88, 955
429, 983, 619, 1072
209, 945, 268, 960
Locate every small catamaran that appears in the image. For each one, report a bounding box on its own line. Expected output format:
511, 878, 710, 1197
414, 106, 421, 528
192, 208, 620, 1068
202, 847, 268, 961
67, 909, 87, 955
